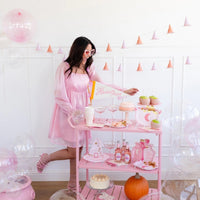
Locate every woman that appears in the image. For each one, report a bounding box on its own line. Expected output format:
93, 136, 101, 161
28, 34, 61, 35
37, 36, 138, 191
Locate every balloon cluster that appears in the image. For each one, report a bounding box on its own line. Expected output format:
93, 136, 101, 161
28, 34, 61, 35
161, 103, 200, 199
2, 9, 36, 43
0, 134, 35, 193
162, 104, 200, 173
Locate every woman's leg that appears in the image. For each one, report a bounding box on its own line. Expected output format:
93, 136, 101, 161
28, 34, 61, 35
68, 147, 83, 187
37, 146, 82, 173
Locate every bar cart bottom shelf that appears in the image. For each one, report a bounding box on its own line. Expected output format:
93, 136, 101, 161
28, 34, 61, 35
80, 184, 158, 200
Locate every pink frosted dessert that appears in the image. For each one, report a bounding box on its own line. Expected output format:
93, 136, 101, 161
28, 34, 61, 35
139, 96, 150, 105
151, 119, 161, 129
149, 96, 160, 105
119, 102, 135, 111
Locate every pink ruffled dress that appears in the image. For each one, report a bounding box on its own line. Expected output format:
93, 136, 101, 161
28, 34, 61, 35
49, 62, 96, 147
49, 62, 124, 148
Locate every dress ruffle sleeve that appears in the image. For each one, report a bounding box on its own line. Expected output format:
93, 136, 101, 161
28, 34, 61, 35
54, 62, 74, 115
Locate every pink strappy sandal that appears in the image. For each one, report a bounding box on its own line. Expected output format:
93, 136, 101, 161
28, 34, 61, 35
37, 153, 50, 173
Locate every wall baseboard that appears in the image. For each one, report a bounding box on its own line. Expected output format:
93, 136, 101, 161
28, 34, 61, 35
30, 170, 199, 182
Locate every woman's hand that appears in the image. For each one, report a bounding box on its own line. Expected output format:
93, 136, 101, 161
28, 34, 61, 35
124, 88, 139, 96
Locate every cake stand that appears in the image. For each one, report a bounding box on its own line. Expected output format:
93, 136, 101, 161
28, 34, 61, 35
119, 109, 136, 125
86, 181, 114, 199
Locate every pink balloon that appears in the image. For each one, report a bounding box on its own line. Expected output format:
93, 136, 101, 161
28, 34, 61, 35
0, 148, 17, 172
3, 9, 36, 43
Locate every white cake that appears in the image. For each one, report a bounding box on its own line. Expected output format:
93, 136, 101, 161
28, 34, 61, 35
90, 174, 110, 189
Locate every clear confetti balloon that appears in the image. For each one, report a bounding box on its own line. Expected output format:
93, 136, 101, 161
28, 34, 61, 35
162, 179, 197, 200
12, 134, 35, 175
0, 148, 17, 172
172, 136, 200, 173
162, 103, 200, 136
161, 103, 200, 199
0, 149, 18, 193
139, 192, 175, 200
2, 9, 36, 43
182, 103, 200, 122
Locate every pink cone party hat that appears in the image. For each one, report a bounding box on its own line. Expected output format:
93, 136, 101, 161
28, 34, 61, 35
47, 45, 53, 53
57, 48, 64, 54
152, 31, 158, 40
117, 64, 122, 71
62, 54, 67, 61
121, 40, 126, 49
167, 24, 174, 34
137, 63, 143, 71
167, 60, 173, 68
184, 17, 191, 26
36, 43, 42, 51
185, 56, 192, 64
103, 62, 109, 71
136, 36, 142, 45
106, 43, 112, 52
151, 62, 156, 70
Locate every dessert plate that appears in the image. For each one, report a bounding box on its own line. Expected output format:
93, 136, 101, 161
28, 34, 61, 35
106, 159, 128, 167
107, 120, 128, 128
83, 154, 109, 162
87, 123, 104, 128
110, 124, 127, 129
133, 160, 158, 170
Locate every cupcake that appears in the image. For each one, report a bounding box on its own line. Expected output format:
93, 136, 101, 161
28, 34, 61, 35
149, 96, 159, 105
151, 119, 161, 129
139, 96, 150, 105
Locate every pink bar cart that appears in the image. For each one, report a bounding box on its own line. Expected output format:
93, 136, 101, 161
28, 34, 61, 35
68, 117, 162, 200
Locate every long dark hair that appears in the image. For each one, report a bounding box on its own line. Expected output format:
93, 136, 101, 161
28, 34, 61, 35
64, 36, 96, 77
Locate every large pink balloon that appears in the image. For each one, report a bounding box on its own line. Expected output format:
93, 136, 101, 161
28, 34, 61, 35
3, 9, 36, 43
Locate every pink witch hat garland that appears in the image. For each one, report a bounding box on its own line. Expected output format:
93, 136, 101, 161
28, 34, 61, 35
47, 45, 53, 53
36, 43, 42, 51
185, 56, 192, 65
152, 31, 158, 40
121, 40, 126, 49
136, 36, 142, 45
106, 43, 112, 52
137, 63, 143, 71
167, 60, 173, 68
167, 24, 174, 34
57, 47, 64, 54
184, 17, 191, 26
117, 64, 122, 72
103, 62, 109, 71
151, 62, 156, 70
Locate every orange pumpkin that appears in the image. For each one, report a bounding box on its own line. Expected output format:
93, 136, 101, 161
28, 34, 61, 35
124, 173, 149, 200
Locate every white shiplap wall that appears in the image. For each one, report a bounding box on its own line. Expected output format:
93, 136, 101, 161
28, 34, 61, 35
1, 45, 200, 181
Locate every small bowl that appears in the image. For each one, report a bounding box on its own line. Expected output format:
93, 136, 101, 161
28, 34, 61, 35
95, 106, 107, 113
